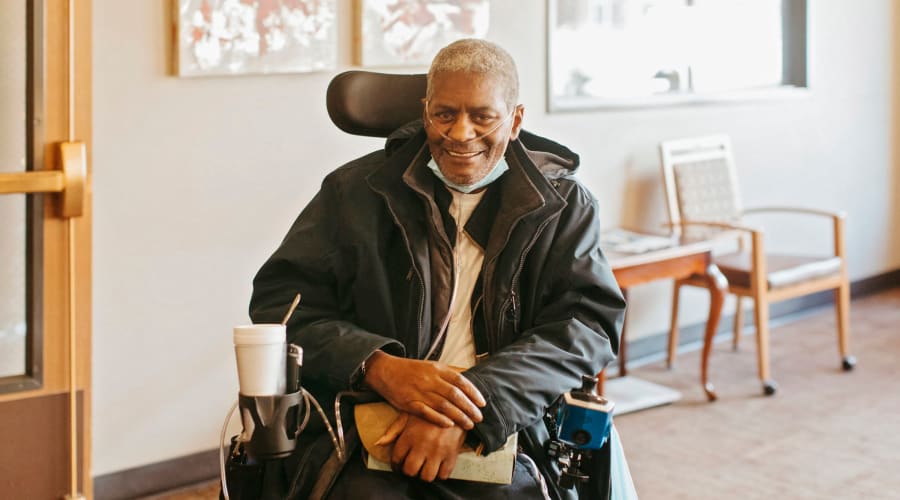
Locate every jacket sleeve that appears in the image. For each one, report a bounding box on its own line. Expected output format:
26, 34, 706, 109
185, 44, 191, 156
249, 175, 405, 393
463, 184, 626, 453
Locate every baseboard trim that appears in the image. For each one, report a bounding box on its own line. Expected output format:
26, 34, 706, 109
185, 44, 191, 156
92, 269, 899, 499
94, 449, 219, 500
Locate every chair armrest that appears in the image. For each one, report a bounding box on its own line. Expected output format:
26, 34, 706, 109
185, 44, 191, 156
742, 206, 846, 259
743, 206, 846, 221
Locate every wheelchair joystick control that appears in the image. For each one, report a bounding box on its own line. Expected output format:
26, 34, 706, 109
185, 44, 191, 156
545, 374, 615, 489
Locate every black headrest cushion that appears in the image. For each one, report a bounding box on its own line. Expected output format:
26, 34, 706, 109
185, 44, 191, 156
326, 71, 427, 138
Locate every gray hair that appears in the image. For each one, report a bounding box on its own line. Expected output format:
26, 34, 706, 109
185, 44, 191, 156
426, 39, 519, 110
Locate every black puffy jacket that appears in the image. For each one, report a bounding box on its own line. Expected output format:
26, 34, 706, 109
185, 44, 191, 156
250, 122, 626, 499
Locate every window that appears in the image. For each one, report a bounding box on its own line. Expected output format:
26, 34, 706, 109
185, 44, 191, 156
548, 0, 807, 110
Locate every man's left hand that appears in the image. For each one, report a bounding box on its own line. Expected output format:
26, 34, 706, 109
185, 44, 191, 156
382, 413, 467, 482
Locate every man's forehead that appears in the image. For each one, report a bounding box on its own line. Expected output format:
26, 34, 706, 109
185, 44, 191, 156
429, 71, 509, 107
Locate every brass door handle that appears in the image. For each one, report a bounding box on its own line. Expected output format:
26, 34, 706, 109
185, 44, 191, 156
0, 141, 86, 218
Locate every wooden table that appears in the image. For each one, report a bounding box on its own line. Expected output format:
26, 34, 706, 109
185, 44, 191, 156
602, 239, 728, 401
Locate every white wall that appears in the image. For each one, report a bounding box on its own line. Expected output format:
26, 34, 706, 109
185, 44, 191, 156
92, 0, 900, 475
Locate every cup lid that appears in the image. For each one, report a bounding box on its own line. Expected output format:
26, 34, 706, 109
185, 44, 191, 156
233, 324, 285, 345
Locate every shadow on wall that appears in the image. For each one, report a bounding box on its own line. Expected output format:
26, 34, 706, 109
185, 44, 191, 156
620, 156, 668, 233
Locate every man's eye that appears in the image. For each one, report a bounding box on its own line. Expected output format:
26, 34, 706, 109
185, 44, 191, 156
474, 114, 497, 124
434, 111, 455, 121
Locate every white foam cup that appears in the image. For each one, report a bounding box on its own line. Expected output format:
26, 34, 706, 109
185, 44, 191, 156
233, 324, 286, 396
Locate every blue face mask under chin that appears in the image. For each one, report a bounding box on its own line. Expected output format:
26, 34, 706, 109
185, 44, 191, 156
427, 157, 509, 194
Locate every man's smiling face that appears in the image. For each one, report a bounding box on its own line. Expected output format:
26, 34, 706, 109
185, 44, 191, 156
424, 71, 523, 187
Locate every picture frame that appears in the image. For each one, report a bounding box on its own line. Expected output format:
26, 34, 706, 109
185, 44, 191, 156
173, 0, 337, 77
354, 0, 491, 67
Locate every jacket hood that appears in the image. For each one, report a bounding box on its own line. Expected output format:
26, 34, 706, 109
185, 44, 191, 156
384, 120, 580, 178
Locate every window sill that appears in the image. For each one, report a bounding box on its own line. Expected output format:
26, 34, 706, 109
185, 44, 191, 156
548, 86, 811, 112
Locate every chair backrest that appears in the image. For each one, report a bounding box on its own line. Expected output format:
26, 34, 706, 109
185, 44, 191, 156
326, 71, 427, 137
659, 134, 743, 239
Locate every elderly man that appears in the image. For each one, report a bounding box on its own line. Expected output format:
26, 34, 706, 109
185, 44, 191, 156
249, 39, 626, 499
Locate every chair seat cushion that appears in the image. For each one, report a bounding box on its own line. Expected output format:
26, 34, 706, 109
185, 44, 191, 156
714, 252, 842, 290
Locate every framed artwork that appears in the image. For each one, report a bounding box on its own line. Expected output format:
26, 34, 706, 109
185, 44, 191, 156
355, 0, 490, 67
173, 0, 337, 77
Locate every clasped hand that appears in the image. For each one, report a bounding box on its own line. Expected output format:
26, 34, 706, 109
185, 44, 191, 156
363, 351, 486, 429
375, 412, 467, 482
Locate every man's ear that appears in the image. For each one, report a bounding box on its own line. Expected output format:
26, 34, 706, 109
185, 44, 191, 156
508, 104, 525, 141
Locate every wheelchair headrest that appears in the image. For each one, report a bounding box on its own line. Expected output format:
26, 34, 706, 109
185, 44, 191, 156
326, 71, 427, 138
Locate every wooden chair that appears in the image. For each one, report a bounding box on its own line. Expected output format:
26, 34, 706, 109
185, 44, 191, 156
659, 135, 855, 396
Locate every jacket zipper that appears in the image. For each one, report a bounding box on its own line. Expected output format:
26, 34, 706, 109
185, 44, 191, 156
382, 204, 426, 348
496, 217, 554, 348
425, 197, 464, 360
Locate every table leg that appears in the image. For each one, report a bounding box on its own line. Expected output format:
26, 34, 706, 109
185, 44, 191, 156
701, 264, 727, 401
618, 289, 629, 377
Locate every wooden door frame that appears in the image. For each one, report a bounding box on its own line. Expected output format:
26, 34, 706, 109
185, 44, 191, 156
0, 0, 93, 497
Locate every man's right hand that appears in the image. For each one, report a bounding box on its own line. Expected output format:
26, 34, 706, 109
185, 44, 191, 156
363, 351, 486, 429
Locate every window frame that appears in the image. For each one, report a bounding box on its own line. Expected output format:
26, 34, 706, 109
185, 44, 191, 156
546, 0, 809, 112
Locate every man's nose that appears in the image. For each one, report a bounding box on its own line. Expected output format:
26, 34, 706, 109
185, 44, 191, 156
445, 115, 478, 143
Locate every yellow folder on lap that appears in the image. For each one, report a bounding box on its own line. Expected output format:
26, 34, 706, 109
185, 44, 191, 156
354, 402, 517, 484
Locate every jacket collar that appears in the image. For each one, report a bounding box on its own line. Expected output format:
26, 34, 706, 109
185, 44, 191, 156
483, 138, 567, 262
366, 122, 570, 267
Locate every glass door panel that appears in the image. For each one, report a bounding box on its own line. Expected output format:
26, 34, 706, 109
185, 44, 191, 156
0, 194, 26, 378
0, 0, 35, 387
